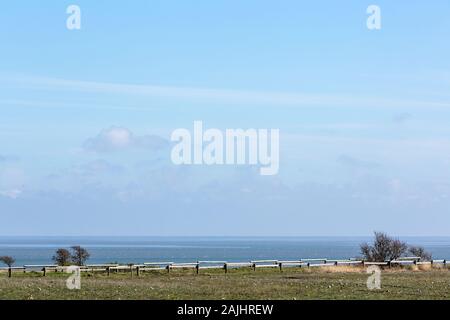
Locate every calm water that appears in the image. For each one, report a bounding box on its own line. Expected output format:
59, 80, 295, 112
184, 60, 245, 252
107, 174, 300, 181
1, 237, 450, 266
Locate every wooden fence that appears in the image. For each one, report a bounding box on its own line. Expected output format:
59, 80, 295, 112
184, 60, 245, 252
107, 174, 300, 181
1, 257, 448, 278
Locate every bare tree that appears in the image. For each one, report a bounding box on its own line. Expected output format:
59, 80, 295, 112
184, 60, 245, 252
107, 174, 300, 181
70, 246, 90, 266
390, 239, 408, 261
360, 232, 408, 262
52, 248, 71, 266
0, 256, 15, 277
0, 256, 15, 267
409, 246, 432, 261
360, 243, 372, 260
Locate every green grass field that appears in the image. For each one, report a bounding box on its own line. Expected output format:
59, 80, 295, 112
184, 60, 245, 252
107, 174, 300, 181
1, 266, 450, 300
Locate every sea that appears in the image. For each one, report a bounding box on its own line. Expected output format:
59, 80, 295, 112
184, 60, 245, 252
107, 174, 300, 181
1, 236, 450, 266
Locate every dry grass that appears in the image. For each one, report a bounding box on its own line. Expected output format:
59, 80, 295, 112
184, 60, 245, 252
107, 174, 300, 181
306, 265, 365, 273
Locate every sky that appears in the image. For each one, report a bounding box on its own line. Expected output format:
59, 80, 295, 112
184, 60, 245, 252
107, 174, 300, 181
1, 1, 450, 236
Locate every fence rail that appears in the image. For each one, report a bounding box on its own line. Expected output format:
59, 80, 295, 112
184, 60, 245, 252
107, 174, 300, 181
1, 258, 448, 278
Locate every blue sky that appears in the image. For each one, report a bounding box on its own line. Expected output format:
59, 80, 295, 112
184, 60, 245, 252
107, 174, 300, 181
1, 1, 450, 236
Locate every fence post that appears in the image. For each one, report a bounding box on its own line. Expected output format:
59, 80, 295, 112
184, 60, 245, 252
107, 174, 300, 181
43, 267, 47, 277
136, 266, 140, 277
166, 265, 170, 274
107, 266, 110, 276
129, 265, 133, 278
279, 263, 283, 272
224, 263, 227, 274
8, 267, 12, 278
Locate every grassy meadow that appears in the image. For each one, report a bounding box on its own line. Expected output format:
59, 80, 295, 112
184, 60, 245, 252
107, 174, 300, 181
1, 265, 450, 300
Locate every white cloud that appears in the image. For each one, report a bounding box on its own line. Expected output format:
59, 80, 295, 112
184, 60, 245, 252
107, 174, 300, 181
83, 126, 169, 153
0, 189, 22, 199
0, 166, 25, 199
0, 167, 26, 188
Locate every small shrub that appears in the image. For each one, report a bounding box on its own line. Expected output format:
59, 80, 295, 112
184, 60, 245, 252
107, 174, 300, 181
360, 232, 408, 262
52, 248, 71, 266
70, 246, 90, 266
0, 256, 15, 267
408, 246, 432, 261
